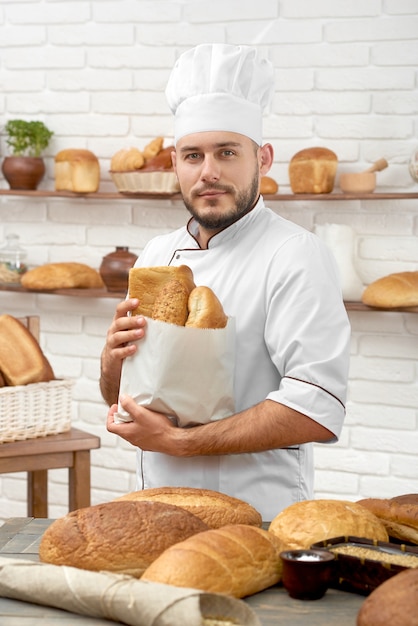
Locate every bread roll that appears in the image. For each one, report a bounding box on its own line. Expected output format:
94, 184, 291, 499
39, 500, 209, 578
0, 314, 55, 386
260, 176, 278, 195
114, 486, 262, 529
128, 265, 196, 318
361, 271, 418, 308
142, 524, 286, 598
143, 136, 164, 161
289, 147, 338, 194
142, 145, 174, 171
110, 147, 144, 172
21, 262, 104, 290
356, 568, 418, 626
269, 499, 389, 549
357, 494, 418, 544
55, 149, 100, 193
186, 286, 228, 329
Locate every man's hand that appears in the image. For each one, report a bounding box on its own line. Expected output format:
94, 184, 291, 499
107, 396, 180, 453
99, 298, 147, 406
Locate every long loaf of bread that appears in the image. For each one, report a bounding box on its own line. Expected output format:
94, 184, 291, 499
0, 314, 55, 386
39, 500, 209, 577
357, 494, 418, 544
114, 486, 262, 529
141, 524, 286, 598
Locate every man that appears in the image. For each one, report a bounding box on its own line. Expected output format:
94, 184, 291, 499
100, 43, 351, 520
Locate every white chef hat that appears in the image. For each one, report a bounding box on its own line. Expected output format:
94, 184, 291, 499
165, 43, 275, 145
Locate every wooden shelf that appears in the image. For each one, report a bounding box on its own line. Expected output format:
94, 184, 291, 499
1, 189, 418, 201
1, 284, 417, 312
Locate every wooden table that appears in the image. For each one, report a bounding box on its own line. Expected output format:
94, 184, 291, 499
0, 517, 366, 625
0, 428, 100, 517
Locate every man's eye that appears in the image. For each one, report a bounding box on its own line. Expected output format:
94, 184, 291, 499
185, 153, 200, 160
222, 150, 235, 157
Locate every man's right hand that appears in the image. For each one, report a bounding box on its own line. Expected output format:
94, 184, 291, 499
99, 298, 147, 406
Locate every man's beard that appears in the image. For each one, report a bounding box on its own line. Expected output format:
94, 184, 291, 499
182, 171, 260, 231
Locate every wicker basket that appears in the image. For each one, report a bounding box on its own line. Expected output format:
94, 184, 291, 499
0, 378, 73, 443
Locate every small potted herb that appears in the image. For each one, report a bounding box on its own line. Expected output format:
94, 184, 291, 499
2, 119, 54, 190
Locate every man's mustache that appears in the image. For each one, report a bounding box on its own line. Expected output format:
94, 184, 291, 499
192, 183, 234, 198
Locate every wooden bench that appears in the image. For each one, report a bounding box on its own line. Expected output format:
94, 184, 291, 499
0, 316, 100, 517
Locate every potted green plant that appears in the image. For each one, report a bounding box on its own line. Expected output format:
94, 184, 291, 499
2, 119, 54, 190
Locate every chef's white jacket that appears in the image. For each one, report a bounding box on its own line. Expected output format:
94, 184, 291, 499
132, 197, 351, 521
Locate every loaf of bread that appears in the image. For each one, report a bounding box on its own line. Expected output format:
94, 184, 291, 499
39, 500, 209, 577
129, 265, 196, 318
142, 145, 174, 171
55, 149, 100, 193
110, 147, 145, 172
0, 314, 55, 386
260, 175, 278, 195
186, 286, 228, 329
129, 265, 228, 328
269, 499, 389, 549
142, 524, 286, 598
361, 271, 418, 308
21, 262, 104, 290
357, 494, 418, 544
114, 487, 262, 529
289, 147, 338, 194
356, 568, 418, 626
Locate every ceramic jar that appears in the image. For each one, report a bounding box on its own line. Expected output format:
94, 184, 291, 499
99, 246, 138, 292
1, 156, 46, 190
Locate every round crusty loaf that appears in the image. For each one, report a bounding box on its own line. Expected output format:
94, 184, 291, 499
357, 494, 418, 544
269, 499, 388, 550
142, 524, 286, 598
361, 271, 418, 309
186, 286, 228, 329
39, 500, 209, 577
21, 262, 104, 290
114, 486, 262, 529
356, 568, 418, 626
260, 175, 278, 195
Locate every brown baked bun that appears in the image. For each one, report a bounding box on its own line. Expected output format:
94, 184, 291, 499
128, 265, 196, 318
361, 271, 418, 308
356, 568, 418, 626
186, 285, 228, 329
39, 500, 209, 578
110, 147, 144, 172
143, 136, 164, 161
289, 147, 338, 194
269, 499, 389, 550
0, 314, 55, 386
142, 524, 286, 598
142, 145, 174, 171
114, 486, 262, 529
55, 149, 100, 193
260, 176, 278, 195
21, 262, 104, 290
357, 494, 418, 544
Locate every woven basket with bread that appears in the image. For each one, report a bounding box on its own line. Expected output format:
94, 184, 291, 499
110, 137, 179, 194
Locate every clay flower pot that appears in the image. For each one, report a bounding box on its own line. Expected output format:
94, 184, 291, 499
2, 156, 46, 190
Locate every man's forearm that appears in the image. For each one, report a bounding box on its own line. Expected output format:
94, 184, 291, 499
100, 349, 122, 406
173, 399, 334, 457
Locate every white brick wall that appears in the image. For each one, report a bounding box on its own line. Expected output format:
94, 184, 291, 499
0, 0, 417, 522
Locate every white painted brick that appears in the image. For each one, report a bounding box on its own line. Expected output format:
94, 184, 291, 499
281, 0, 381, 18
325, 16, 418, 42
184, 0, 278, 22
385, 0, 418, 14
48, 24, 135, 46
227, 20, 322, 45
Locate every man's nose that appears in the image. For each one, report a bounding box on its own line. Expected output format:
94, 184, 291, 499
200, 155, 220, 182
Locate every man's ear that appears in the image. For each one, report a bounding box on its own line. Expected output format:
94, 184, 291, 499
171, 149, 177, 173
259, 143, 274, 176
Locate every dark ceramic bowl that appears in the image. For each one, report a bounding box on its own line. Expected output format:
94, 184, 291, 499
280, 549, 335, 600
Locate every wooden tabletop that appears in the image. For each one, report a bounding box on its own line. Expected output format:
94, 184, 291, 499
0, 517, 365, 625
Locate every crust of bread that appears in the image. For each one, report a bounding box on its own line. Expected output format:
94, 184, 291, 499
110, 147, 145, 172
20, 262, 104, 290
152, 279, 190, 325
186, 285, 228, 329
142, 524, 286, 598
357, 568, 418, 626
128, 265, 196, 318
114, 486, 262, 529
357, 495, 418, 544
289, 147, 338, 194
361, 272, 418, 308
38, 500, 209, 578
269, 499, 389, 549
142, 145, 174, 171
0, 314, 55, 386
260, 176, 279, 195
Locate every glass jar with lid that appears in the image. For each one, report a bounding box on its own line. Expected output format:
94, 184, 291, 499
0, 233, 28, 284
